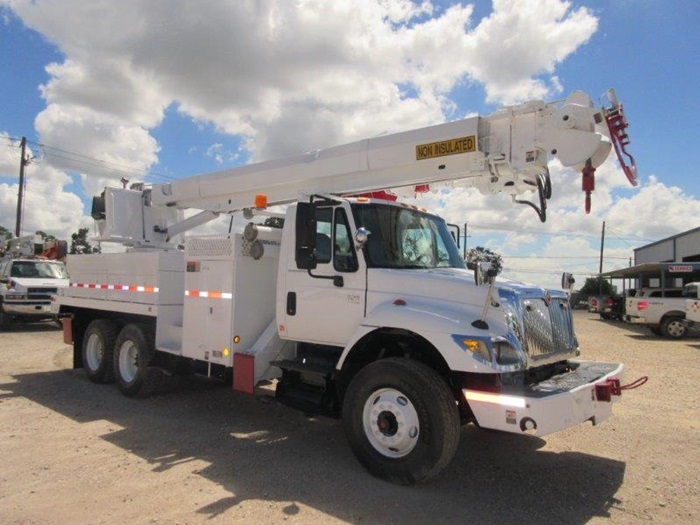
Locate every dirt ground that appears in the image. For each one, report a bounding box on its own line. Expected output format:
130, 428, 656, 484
0, 312, 698, 524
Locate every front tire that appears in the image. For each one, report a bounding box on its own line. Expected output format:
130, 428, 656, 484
82, 319, 120, 383
113, 323, 161, 397
661, 316, 687, 339
342, 358, 460, 485
0, 300, 14, 330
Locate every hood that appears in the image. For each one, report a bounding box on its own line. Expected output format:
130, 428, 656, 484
9, 277, 70, 290
367, 267, 563, 307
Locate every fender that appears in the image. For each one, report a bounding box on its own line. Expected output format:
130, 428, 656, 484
659, 310, 686, 324
336, 298, 511, 374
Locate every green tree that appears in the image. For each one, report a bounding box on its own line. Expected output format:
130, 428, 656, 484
0, 225, 13, 240
70, 228, 101, 254
36, 230, 57, 243
465, 246, 503, 274
579, 276, 615, 296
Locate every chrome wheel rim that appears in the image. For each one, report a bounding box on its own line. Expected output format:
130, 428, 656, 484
362, 388, 420, 458
85, 333, 103, 371
118, 340, 138, 383
667, 320, 685, 337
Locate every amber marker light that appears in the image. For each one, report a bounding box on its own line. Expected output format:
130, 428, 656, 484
254, 194, 268, 208
233, 335, 241, 344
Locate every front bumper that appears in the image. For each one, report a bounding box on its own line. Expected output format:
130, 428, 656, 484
2, 302, 54, 318
464, 360, 624, 437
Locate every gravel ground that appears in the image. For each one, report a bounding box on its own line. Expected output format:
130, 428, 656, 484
0, 312, 698, 524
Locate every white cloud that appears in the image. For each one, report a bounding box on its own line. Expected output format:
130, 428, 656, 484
205, 143, 240, 165
34, 104, 160, 195
3, 0, 697, 286
0, 135, 89, 239
6, 0, 601, 167
459, 0, 597, 103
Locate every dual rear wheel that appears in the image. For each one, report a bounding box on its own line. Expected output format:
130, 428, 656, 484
81, 320, 159, 397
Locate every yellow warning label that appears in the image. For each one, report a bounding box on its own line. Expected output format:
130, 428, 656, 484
415, 135, 476, 160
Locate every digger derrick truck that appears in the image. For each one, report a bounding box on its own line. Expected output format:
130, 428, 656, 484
54, 90, 638, 484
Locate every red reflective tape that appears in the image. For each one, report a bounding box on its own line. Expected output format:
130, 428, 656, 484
69, 282, 157, 293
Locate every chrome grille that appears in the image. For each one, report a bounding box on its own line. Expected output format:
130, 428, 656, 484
27, 287, 58, 301
521, 298, 576, 360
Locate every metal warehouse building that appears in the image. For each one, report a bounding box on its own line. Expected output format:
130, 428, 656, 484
602, 226, 700, 289
634, 226, 700, 265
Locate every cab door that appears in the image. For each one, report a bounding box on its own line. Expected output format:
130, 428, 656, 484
282, 203, 366, 346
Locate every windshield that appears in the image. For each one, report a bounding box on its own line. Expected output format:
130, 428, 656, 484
351, 203, 466, 270
11, 261, 68, 279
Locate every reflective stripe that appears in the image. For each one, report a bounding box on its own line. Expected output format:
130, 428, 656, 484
463, 390, 527, 409
70, 282, 159, 293
185, 290, 233, 299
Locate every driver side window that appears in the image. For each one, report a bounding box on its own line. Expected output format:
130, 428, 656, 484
334, 208, 358, 272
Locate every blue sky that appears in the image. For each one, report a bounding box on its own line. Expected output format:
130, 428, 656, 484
1, 0, 698, 287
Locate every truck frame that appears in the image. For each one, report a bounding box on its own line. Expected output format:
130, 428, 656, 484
54, 90, 637, 484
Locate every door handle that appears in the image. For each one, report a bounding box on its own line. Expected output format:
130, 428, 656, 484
286, 292, 296, 316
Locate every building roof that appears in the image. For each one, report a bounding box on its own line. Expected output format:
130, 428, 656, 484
633, 226, 700, 253
600, 261, 700, 280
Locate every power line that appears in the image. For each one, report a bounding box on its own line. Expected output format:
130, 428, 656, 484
2, 138, 175, 183
27, 140, 175, 182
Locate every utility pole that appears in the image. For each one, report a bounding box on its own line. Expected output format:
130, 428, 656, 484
598, 221, 606, 295
463, 222, 468, 259
15, 137, 29, 237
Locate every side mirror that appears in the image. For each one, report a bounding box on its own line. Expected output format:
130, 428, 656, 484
91, 194, 106, 221
447, 223, 461, 248
354, 227, 371, 248
295, 202, 317, 270
474, 262, 498, 286
561, 272, 575, 291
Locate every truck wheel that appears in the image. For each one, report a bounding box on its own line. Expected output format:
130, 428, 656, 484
82, 319, 119, 383
661, 316, 687, 339
0, 303, 12, 330
113, 323, 161, 398
342, 358, 460, 485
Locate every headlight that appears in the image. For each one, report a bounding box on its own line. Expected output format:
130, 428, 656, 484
6, 292, 27, 300
492, 339, 521, 365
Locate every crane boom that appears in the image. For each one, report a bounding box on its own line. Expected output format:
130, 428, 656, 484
151, 90, 625, 215
93, 89, 634, 246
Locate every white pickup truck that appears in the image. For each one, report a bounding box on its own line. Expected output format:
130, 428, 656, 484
625, 283, 699, 338
684, 294, 700, 331
0, 258, 70, 329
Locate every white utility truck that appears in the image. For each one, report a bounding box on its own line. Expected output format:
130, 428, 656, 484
625, 282, 699, 338
54, 90, 638, 484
